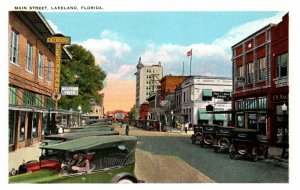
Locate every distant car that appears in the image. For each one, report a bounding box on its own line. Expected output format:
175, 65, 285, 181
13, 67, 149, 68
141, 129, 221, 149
212, 126, 234, 153
9, 136, 140, 183
199, 124, 219, 147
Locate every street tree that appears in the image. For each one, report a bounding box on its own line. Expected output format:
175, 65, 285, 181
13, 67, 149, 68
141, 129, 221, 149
128, 104, 136, 121
59, 44, 106, 113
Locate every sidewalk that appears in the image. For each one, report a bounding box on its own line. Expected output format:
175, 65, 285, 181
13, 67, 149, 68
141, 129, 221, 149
268, 146, 289, 163
9, 143, 41, 171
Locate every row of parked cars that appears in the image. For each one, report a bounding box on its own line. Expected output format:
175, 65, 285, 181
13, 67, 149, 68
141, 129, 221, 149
9, 121, 141, 183
191, 124, 269, 162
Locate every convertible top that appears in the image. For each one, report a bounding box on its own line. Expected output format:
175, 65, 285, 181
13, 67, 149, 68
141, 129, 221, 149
40, 135, 137, 152
44, 130, 119, 141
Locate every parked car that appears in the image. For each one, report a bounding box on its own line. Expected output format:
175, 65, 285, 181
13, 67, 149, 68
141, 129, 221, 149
229, 128, 269, 162
200, 124, 219, 147
10, 130, 120, 176
212, 126, 234, 153
9, 136, 140, 183
191, 124, 203, 144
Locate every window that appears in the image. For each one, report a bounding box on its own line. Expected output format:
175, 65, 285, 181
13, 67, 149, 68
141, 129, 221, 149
258, 113, 267, 136
257, 57, 266, 81
245, 98, 256, 110
235, 100, 244, 110
258, 97, 267, 109
47, 60, 51, 82
247, 62, 254, 83
38, 52, 44, 78
276, 53, 288, 78
236, 66, 244, 77
26, 42, 33, 72
9, 110, 18, 145
237, 114, 244, 128
10, 29, 19, 64
9, 87, 17, 105
32, 113, 39, 138
248, 113, 257, 130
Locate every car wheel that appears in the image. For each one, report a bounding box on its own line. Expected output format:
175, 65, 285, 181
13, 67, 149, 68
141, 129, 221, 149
218, 137, 230, 149
230, 151, 235, 159
214, 147, 218, 153
203, 134, 214, 145
252, 147, 258, 162
118, 178, 135, 183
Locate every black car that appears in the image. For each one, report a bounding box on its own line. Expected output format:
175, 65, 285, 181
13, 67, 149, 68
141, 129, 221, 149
229, 128, 269, 161
212, 126, 234, 153
200, 124, 219, 147
191, 125, 203, 144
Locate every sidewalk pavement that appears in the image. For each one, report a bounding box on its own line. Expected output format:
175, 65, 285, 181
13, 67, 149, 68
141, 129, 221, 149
268, 146, 289, 163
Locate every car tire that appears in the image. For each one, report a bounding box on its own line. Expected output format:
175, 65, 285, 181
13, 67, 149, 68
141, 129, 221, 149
252, 147, 258, 162
117, 178, 135, 183
203, 134, 214, 145
218, 137, 230, 149
230, 151, 235, 159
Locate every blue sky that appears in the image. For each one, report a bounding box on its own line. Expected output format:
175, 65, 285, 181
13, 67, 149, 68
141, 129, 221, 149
41, 11, 287, 111
43, 11, 286, 79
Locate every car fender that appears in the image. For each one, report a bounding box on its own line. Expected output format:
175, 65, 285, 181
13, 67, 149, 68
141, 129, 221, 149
111, 172, 138, 183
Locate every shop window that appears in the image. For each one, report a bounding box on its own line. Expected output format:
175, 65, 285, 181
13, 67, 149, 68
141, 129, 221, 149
258, 97, 267, 109
248, 113, 257, 130
235, 100, 244, 111
245, 98, 256, 110
10, 29, 19, 65
19, 112, 26, 142
258, 113, 267, 136
257, 57, 266, 81
237, 114, 244, 128
32, 112, 39, 138
9, 110, 18, 145
276, 53, 288, 78
27, 112, 33, 140
42, 113, 48, 136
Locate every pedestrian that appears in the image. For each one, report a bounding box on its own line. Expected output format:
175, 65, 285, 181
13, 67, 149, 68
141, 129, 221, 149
125, 124, 129, 135
189, 122, 192, 132
184, 122, 189, 133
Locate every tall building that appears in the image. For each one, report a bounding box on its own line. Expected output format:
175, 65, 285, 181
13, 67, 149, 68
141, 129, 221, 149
134, 57, 163, 119
8, 11, 71, 151
231, 13, 288, 144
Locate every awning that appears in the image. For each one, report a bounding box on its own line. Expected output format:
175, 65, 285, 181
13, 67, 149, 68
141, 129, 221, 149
198, 109, 211, 120
214, 114, 226, 121
203, 89, 212, 97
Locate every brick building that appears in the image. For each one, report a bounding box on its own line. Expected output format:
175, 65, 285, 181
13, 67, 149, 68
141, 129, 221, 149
8, 11, 71, 151
231, 13, 288, 144
160, 75, 186, 101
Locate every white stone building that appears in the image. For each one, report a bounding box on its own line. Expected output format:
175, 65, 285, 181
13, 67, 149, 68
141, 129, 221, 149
180, 76, 232, 126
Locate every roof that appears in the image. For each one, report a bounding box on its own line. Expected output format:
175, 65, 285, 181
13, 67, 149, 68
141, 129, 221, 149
12, 11, 71, 60
41, 136, 137, 152
44, 130, 119, 141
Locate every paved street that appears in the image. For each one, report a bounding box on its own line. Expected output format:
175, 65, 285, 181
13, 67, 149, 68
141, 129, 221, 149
115, 124, 288, 183
9, 124, 288, 183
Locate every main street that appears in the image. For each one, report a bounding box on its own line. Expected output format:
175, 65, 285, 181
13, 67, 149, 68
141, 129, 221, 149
115, 124, 288, 183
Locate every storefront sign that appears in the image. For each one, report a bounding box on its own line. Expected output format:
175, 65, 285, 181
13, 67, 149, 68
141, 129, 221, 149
212, 91, 231, 99
272, 93, 288, 102
61, 86, 79, 96
274, 78, 288, 88
47, 35, 71, 93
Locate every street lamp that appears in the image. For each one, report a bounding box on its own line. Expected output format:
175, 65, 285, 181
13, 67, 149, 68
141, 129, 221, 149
78, 105, 82, 126
281, 103, 288, 158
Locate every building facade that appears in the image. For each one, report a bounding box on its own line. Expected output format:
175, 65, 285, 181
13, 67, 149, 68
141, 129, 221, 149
135, 57, 163, 119
180, 76, 232, 126
231, 13, 288, 144
8, 11, 71, 151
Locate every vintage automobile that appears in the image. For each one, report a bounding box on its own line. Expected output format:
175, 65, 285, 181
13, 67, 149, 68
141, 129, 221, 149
229, 128, 269, 162
212, 126, 234, 153
191, 124, 203, 144
9, 136, 140, 183
10, 130, 120, 176
200, 124, 218, 147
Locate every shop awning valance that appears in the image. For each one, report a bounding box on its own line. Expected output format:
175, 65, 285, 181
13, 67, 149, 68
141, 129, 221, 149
202, 89, 212, 97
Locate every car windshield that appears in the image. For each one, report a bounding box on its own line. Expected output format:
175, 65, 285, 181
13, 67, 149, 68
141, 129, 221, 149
40, 148, 65, 161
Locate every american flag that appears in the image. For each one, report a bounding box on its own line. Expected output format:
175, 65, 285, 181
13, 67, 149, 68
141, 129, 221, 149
187, 49, 192, 57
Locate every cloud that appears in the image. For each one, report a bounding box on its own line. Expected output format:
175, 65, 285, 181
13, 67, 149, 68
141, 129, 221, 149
139, 12, 286, 78
108, 64, 136, 79
47, 19, 62, 34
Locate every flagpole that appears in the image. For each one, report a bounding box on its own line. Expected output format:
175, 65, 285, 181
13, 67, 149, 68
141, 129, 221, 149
189, 49, 192, 76
182, 61, 184, 76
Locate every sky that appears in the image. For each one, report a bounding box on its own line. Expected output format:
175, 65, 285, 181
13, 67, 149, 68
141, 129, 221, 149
41, 11, 287, 112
